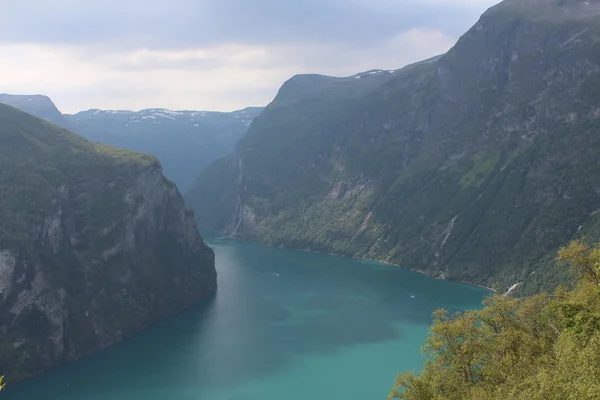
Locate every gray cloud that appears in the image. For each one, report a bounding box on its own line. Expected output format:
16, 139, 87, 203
1, 0, 495, 50
0, 0, 499, 113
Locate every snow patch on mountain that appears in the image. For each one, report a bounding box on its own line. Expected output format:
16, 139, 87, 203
152, 113, 176, 120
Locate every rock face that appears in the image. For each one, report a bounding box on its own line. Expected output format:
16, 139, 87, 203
0, 103, 216, 382
187, 0, 600, 294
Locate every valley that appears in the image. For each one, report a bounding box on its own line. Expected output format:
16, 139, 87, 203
2, 0, 600, 398
0, 94, 263, 193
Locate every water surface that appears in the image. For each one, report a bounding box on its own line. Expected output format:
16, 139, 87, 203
4, 236, 488, 399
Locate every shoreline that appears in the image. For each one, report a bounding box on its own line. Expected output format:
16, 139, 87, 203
357, 256, 497, 294
351, 253, 497, 294
210, 231, 497, 294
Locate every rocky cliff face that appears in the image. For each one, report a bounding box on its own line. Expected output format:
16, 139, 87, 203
187, 0, 600, 294
0, 103, 216, 382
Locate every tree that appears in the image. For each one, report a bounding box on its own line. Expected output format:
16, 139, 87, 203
389, 240, 600, 399
557, 239, 600, 285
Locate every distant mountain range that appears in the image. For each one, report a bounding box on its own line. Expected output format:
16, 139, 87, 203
66, 106, 264, 193
0, 94, 264, 193
0, 94, 74, 130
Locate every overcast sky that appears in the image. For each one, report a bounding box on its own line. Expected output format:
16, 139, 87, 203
0, 0, 499, 113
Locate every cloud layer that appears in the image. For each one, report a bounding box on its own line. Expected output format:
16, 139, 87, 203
0, 0, 499, 113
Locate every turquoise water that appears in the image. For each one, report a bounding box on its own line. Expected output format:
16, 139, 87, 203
4, 236, 489, 400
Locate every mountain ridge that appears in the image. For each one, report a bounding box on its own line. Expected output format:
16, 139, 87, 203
66, 106, 263, 192
0, 94, 74, 130
187, 0, 600, 295
0, 93, 264, 193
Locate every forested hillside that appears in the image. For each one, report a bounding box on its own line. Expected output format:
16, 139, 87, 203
0, 103, 216, 382
188, 0, 600, 294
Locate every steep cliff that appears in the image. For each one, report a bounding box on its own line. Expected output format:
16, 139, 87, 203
187, 0, 600, 294
0, 103, 216, 382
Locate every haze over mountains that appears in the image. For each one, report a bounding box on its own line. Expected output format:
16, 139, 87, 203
0, 94, 264, 192
68, 106, 264, 192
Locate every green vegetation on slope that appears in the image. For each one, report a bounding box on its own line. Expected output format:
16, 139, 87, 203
188, 0, 600, 294
390, 239, 600, 399
0, 103, 216, 382
0, 103, 157, 242
1, 93, 263, 193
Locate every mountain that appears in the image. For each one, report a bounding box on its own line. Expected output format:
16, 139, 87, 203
0, 94, 263, 193
0, 94, 74, 131
65, 107, 264, 193
0, 103, 216, 382
187, 0, 600, 295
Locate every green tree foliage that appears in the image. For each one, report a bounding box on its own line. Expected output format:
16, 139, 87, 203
389, 240, 600, 399
557, 240, 600, 286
